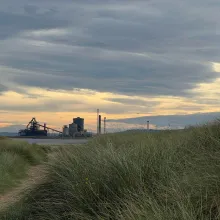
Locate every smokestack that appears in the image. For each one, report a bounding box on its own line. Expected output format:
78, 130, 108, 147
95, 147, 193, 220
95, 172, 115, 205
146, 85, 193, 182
44, 123, 46, 131
99, 115, 101, 134
97, 109, 99, 134
147, 121, 149, 130
104, 117, 106, 134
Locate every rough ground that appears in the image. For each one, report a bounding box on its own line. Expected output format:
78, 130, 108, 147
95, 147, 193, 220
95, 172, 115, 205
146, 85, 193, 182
0, 164, 47, 212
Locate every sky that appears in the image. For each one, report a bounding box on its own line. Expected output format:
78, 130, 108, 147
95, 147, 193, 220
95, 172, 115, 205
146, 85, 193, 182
0, 0, 220, 132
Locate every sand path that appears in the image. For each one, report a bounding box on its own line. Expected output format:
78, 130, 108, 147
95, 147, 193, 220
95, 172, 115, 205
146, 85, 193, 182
0, 164, 47, 212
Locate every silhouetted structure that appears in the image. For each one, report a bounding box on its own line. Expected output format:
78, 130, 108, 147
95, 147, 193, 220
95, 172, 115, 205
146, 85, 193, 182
18, 118, 62, 136
73, 117, 84, 132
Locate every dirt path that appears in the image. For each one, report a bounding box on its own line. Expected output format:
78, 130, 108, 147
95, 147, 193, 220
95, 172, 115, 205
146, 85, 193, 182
0, 164, 47, 212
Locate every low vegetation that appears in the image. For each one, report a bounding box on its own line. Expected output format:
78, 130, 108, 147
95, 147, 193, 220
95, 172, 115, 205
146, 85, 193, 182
2, 121, 220, 219
0, 139, 46, 194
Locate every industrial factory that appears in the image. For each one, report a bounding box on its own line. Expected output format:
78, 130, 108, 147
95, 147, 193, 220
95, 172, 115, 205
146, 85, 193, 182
63, 117, 89, 137
17, 110, 150, 138
18, 117, 92, 138
18, 117, 62, 136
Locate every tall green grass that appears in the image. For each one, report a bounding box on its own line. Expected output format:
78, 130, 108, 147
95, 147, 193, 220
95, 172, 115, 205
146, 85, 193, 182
0, 139, 46, 194
2, 122, 220, 219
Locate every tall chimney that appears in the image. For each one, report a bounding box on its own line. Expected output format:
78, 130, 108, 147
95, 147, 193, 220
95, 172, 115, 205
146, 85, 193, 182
104, 117, 106, 134
147, 121, 149, 130
99, 115, 102, 134
97, 109, 99, 134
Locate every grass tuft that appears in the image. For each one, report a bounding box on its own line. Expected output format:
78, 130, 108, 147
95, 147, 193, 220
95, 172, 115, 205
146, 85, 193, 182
0, 139, 46, 194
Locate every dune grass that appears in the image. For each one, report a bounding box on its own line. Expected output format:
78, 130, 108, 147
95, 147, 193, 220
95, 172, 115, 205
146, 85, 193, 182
2, 121, 220, 219
0, 139, 47, 194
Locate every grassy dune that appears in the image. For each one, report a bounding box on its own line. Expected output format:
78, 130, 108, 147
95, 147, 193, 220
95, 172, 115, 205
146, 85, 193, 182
2, 122, 220, 219
0, 138, 46, 194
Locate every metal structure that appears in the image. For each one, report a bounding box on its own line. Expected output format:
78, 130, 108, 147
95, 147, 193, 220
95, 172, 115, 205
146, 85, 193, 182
98, 115, 101, 134
147, 121, 150, 130
18, 118, 62, 136
73, 117, 84, 132
104, 117, 106, 134
69, 123, 78, 136
97, 109, 99, 134
63, 125, 69, 136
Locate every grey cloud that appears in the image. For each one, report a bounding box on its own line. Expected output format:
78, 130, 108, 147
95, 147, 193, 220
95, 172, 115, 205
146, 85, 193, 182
165, 105, 206, 112
23, 5, 38, 15
0, 99, 85, 112
23, 93, 49, 99
7, 54, 217, 97
0, 7, 66, 40
0, 0, 220, 100
0, 84, 8, 94
105, 98, 159, 107
108, 112, 220, 128
193, 98, 220, 105
0, 125, 25, 133
0, 95, 152, 115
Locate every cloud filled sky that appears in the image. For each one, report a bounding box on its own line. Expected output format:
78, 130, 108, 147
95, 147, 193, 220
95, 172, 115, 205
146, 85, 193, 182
0, 0, 220, 131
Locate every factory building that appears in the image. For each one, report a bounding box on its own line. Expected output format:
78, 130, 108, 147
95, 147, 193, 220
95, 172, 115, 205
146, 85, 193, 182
69, 123, 78, 136
67, 117, 84, 137
73, 117, 84, 132
18, 116, 91, 138
19, 118, 62, 137
62, 125, 69, 136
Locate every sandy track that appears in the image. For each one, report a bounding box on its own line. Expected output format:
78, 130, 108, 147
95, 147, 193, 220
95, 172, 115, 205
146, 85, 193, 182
0, 164, 47, 212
